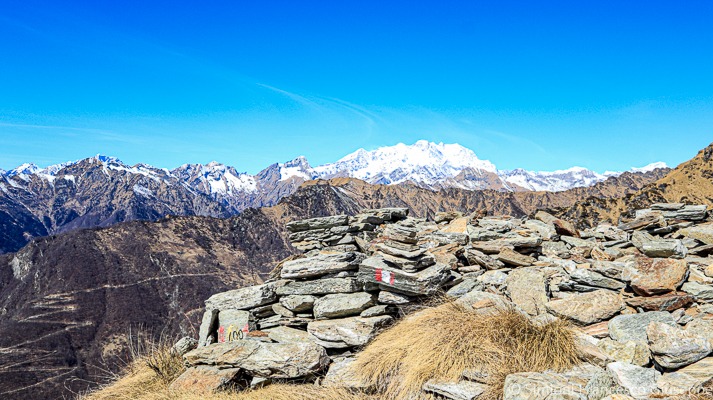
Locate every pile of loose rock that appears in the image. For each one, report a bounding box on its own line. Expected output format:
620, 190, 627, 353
172, 203, 713, 399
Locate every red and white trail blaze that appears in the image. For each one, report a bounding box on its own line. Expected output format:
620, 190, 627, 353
375, 268, 395, 285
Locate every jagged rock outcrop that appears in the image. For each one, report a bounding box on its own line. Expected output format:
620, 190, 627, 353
176, 202, 713, 397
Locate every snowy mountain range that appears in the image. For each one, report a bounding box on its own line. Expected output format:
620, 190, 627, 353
1, 140, 668, 200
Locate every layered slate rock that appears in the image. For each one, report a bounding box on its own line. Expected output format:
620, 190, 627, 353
313, 292, 376, 319
205, 282, 279, 311
177, 201, 713, 397
606, 362, 661, 398
280, 252, 366, 279
647, 322, 712, 369
357, 256, 450, 296
621, 257, 688, 296
546, 290, 625, 325
505, 268, 548, 316
169, 365, 246, 394
422, 379, 486, 400
276, 277, 362, 295
184, 340, 329, 379
307, 315, 393, 348
608, 311, 677, 343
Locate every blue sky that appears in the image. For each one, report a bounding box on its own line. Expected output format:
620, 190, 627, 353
1, 1, 712, 173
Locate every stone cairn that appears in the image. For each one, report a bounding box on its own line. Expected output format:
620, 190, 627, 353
172, 203, 713, 399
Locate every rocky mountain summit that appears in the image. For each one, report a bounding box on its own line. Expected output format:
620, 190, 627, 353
166, 202, 713, 399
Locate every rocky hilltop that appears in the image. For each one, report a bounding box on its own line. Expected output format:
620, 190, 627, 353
556, 143, 713, 228
119, 201, 713, 399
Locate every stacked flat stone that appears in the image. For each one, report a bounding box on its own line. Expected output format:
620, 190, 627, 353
177, 202, 713, 399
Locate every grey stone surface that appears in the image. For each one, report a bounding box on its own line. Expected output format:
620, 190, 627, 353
358, 256, 450, 296
546, 289, 624, 325
265, 326, 312, 343
205, 282, 279, 311
307, 315, 393, 348
322, 357, 371, 389
570, 269, 626, 290
608, 311, 676, 343
647, 321, 712, 369
682, 282, 713, 301
423, 379, 486, 400
279, 295, 317, 312
506, 268, 548, 316
313, 292, 376, 319
281, 252, 366, 279
286, 215, 349, 232
596, 338, 650, 367
184, 340, 330, 379
276, 277, 362, 295
606, 362, 660, 398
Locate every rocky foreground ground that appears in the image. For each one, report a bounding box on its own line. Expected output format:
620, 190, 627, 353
163, 204, 713, 399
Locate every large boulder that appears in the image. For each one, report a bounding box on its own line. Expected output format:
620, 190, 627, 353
170, 366, 245, 394
423, 379, 486, 400
606, 362, 660, 398
276, 277, 362, 295
281, 252, 366, 279
647, 321, 712, 369
502, 365, 601, 400
322, 357, 371, 389
286, 215, 349, 232
279, 295, 317, 312
570, 269, 626, 290
184, 341, 329, 379
545, 290, 625, 325
608, 311, 676, 343
313, 292, 376, 319
265, 326, 312, 343
678, 357, 713, 386
357, 256, 449, 296
680, 223, 713, 245
596, 338, 650, 367
205, 282, 279, 311
505, 268, 548, 316
682, 282, 713, 301
621, 257, 688, 296
624, 292, 694, 312
307, 315, 393, 348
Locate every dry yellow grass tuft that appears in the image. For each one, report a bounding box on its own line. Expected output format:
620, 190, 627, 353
352, 301, 582, 400
234, 384, 378, 400
84, 303, 582, 400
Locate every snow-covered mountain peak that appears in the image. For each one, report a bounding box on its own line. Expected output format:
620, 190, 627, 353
279, 156, 315, 181
313, 141, 498, 186
8, 163, 40, 178
631, 162, 669, 173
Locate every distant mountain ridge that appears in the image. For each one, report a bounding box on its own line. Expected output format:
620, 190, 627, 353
3, 140, 666, 194
0, 141, 668, 254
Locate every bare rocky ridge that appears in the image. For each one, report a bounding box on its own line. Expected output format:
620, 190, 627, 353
174, 202, 713, 399
553, 143, 713, 228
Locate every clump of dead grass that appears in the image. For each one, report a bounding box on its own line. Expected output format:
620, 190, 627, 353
126, 329, 185, 384
352, 301, 582, 399
234, 384, 378, 400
